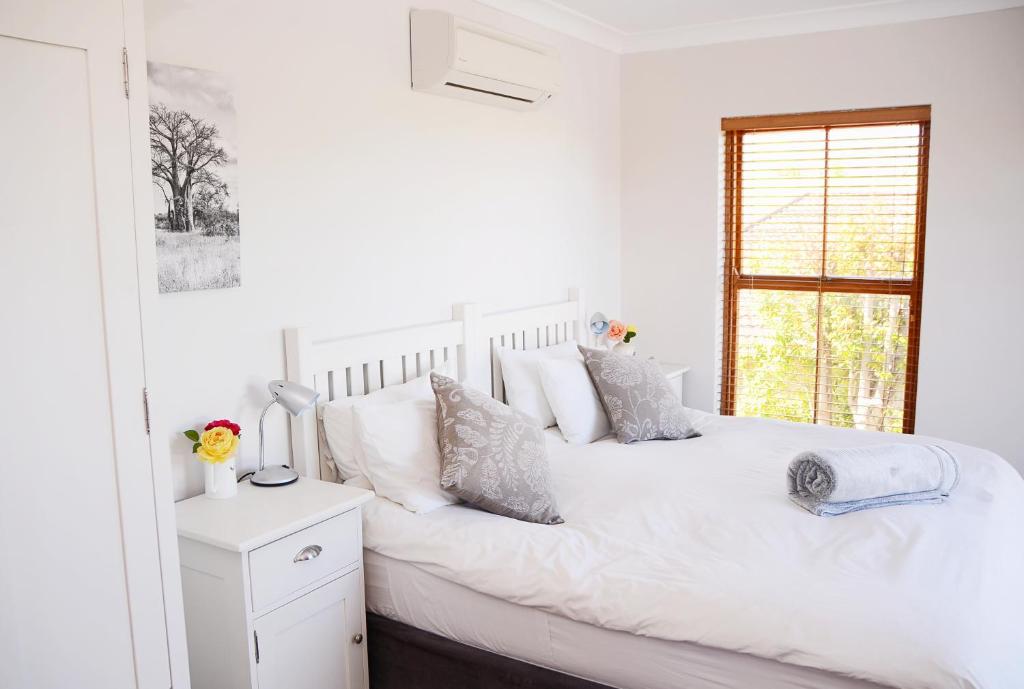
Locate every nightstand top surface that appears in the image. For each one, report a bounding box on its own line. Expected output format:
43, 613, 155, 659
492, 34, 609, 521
659, 362, 691, 378
175, 478, 374, 552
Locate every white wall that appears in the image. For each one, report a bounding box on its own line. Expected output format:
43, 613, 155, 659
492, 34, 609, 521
144, 0, 621, 499
621, 9, 1024, 471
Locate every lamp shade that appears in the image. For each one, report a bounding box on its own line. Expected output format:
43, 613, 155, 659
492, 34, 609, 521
267, 380, 319, 416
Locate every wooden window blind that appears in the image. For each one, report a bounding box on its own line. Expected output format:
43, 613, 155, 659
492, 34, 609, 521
720, 106, 930, 433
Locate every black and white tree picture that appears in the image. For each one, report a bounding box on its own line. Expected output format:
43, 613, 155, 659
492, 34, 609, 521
148, 62, 240, 293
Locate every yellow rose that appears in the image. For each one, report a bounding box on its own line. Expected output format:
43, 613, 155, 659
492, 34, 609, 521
197, 426, 239, 464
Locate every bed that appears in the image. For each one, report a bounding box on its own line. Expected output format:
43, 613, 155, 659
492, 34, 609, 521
284, 290, 1024, 689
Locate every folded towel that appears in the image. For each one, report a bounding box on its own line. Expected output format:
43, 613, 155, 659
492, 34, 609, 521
788, 444, 960, 516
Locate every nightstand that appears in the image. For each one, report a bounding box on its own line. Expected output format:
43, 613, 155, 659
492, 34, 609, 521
660, 362, 691, 403
175, 478, 374, 689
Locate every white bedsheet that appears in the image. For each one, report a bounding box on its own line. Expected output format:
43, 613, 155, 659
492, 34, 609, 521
365, 550, 889, 689
362, 413, 1024, 689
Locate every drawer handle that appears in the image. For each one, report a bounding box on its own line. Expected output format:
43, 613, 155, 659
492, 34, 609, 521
293, 545, 323, 563
352, 633, 364, 645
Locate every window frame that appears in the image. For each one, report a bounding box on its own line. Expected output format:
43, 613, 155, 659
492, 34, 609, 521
720, 106, 931, 433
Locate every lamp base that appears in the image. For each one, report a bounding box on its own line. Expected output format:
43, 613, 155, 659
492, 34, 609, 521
251, 465, 299, 487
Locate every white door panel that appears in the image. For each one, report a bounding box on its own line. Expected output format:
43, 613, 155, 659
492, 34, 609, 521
0, 34, 139, 689
0, 1, 174, 687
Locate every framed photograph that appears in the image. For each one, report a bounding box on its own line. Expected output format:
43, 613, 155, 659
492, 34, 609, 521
148, 62, 240, 293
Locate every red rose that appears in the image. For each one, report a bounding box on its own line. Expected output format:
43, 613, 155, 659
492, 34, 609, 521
205, 419, 241, 437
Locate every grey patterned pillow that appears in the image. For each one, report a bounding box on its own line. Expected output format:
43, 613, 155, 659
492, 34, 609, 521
578, 346, 699, 444
430, 374, 563, 525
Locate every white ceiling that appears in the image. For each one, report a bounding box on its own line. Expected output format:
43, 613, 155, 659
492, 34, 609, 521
476, 0, 1024, 52
543, 0, 865, 34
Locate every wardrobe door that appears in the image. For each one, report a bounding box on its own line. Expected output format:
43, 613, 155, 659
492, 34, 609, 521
0, 2, 173, 688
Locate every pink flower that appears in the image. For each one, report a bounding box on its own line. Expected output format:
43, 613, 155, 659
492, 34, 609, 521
607, 320, 626, 342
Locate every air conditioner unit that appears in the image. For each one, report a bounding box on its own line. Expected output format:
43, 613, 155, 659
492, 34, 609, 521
410, 10, 560, 111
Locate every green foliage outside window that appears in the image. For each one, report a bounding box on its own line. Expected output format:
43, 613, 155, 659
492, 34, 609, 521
730, 123, 921, 433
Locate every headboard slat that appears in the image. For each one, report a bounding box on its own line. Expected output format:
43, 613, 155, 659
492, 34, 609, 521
382, 356, 404, 388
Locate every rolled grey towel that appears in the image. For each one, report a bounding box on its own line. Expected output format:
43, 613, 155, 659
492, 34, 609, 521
788, 444, 960, 516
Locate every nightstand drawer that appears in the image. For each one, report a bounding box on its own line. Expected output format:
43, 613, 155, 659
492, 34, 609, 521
249, 509, 359, 611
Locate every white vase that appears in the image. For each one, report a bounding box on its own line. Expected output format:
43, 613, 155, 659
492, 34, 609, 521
204, 458, 238, 499
613, 341, 636, 357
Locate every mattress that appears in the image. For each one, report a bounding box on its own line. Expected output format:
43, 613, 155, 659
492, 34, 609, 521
364, 548, 888, 689
360, 412, 1024, 688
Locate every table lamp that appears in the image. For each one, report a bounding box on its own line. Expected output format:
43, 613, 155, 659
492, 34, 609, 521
252, 380, 320, 487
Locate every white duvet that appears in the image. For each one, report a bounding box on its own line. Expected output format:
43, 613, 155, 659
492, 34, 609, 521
361, 412, 1024, 689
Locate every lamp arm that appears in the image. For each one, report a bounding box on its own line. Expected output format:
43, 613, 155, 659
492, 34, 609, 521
257, 398, 277, 473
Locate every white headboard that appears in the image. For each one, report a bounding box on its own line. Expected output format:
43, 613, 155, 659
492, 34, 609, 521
285, 288, 586, 481
480, 286, 587, 402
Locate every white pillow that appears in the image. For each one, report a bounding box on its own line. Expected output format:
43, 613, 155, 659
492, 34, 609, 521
353, 399, 456, 513
496, 340, 580, 428
320, 360, 454, 483
537, 357, 611, 444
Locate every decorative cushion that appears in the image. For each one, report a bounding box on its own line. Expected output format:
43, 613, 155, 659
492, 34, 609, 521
495, 340, 580, 428
537, 357, 611, 445
578, 346, 700, 444
430, 373, 563, 525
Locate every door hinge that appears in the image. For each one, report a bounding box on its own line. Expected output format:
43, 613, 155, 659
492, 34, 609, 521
142, 387, 151, 435
254, 631, 260, 664
122, 47, 130, 99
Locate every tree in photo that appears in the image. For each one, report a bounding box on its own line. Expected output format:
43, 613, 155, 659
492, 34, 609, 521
149, 104, 233, 235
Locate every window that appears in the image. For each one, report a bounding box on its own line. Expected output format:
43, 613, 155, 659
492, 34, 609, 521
720, 106, 930, 433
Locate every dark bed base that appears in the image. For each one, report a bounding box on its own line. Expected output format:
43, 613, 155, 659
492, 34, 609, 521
367, 612, 614, 689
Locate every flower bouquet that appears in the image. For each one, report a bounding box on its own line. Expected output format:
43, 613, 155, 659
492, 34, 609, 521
184, 419, 241, 499
605, 320, 638, 356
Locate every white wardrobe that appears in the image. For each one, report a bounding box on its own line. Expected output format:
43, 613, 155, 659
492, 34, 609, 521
0, 1, 187, 687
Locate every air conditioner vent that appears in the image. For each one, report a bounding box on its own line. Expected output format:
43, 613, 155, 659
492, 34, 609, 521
444, 82, 536, 104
